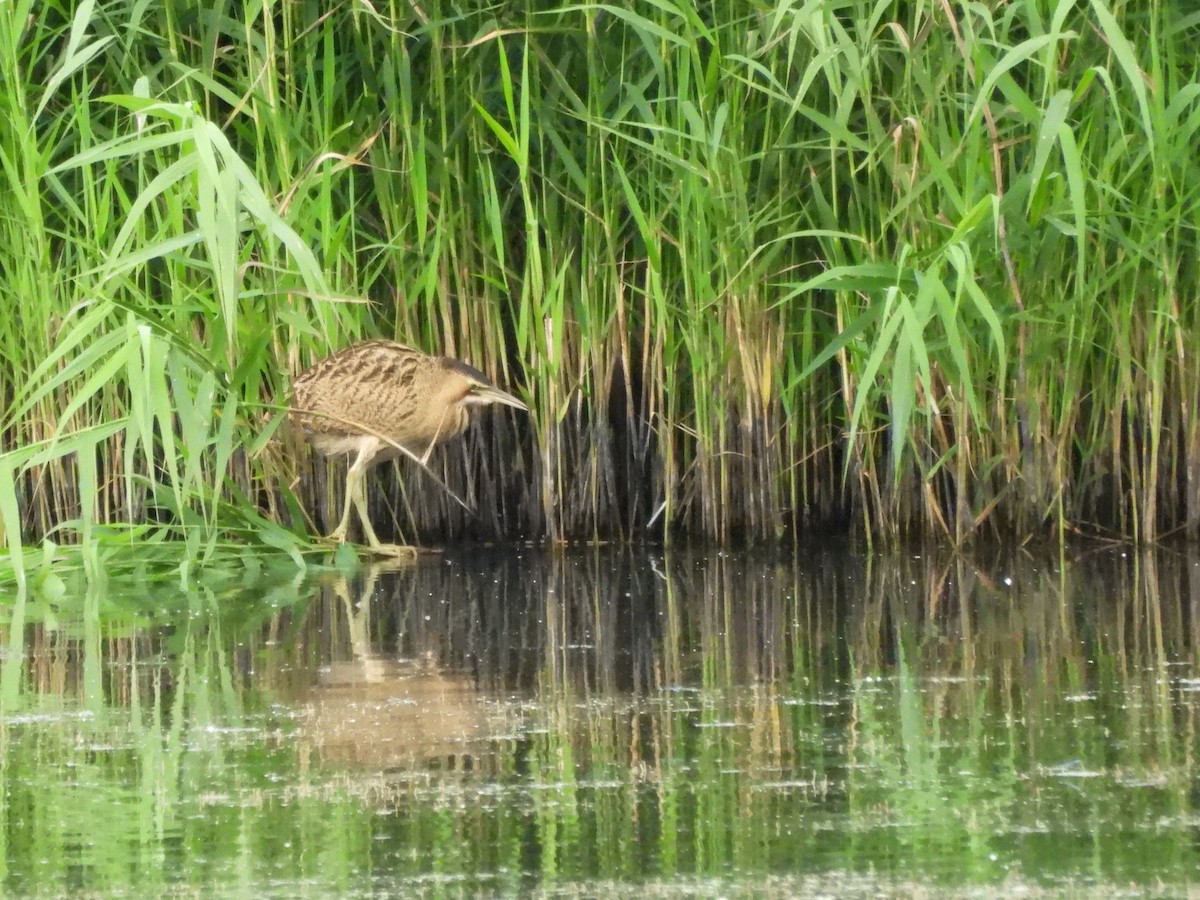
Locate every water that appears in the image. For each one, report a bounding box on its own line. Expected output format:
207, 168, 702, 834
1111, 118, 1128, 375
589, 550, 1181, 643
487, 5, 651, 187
1, 544, 1198, 897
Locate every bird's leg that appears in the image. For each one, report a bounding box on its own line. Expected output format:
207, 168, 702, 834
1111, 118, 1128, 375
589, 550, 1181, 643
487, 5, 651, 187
351, 473, 384, 549
326, 456, 363, 545
351, 461, 418, 559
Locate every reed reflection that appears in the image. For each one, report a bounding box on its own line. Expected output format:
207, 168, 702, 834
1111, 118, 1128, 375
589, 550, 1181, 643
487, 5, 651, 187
270, 545, 1200, 707
3, 546, 1200, 894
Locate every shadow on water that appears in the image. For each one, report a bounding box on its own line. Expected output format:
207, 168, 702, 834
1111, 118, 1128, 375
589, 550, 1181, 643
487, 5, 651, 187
2, 543, 1200, 896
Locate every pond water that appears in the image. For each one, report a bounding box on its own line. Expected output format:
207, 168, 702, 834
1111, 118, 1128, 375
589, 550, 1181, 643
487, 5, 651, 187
1, 543, 1199, 897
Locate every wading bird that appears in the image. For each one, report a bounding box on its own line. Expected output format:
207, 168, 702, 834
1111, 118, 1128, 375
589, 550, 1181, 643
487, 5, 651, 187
290, 339, 527, 555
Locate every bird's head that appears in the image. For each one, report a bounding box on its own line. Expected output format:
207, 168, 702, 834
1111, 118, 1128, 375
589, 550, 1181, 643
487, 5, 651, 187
441, 359, 528, 413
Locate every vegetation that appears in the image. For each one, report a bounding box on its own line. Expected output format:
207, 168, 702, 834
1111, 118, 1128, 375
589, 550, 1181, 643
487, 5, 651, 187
1, 0, 1198, 556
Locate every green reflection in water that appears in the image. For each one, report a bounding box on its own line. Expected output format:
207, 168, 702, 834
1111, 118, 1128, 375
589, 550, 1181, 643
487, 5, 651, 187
1, 546, 1198, 897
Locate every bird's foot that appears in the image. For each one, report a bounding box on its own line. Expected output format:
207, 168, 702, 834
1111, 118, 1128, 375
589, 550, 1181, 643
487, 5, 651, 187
365, 542, 421, 559
318, 527, 349, 547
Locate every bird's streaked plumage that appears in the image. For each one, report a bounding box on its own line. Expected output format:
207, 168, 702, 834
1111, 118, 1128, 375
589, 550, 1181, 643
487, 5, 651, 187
290, 339, 527, 554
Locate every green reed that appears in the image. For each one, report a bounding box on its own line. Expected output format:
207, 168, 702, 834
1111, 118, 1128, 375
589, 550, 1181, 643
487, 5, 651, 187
1, 0, 1198, 555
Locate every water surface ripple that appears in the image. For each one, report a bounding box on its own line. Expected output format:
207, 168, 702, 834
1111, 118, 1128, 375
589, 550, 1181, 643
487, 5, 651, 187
1, 544, 1197, 897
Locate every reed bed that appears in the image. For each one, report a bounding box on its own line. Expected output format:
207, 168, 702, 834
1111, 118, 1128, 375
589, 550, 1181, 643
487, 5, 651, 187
1, 0, 1198, 555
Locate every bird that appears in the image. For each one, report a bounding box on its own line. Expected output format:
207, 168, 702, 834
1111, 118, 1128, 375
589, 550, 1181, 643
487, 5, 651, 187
289, 339, 527, 555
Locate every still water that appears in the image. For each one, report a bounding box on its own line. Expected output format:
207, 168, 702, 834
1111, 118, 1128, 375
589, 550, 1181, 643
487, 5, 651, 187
1, 544, 1199, 897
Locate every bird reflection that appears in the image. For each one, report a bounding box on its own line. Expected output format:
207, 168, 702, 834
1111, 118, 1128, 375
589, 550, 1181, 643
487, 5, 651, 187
295, 559, 504, 772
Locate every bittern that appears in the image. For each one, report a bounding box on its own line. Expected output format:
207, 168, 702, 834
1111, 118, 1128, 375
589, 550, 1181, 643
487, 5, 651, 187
289, 339, 527, 555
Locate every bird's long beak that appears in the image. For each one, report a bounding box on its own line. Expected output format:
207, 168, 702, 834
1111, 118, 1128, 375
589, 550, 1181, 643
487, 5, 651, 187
471, 384, 528, 412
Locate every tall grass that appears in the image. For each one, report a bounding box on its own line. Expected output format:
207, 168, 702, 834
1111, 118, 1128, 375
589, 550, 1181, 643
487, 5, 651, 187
1, 0, 1198, 554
